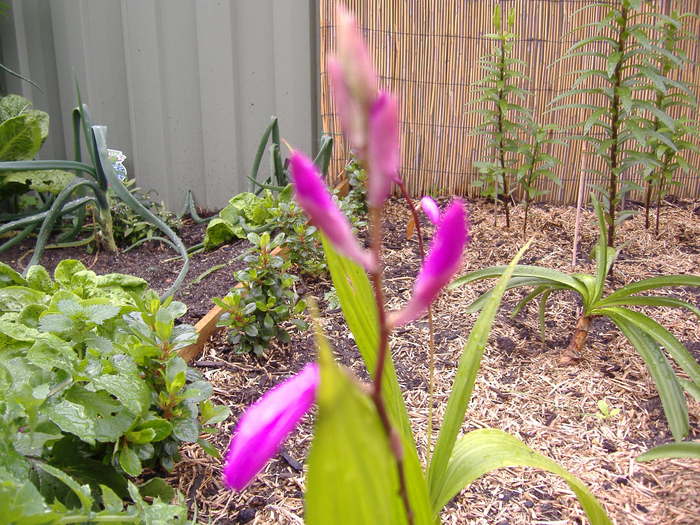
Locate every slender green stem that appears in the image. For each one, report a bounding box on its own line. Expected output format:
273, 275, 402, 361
397, 181, 436, 459
368, 205, 413, 525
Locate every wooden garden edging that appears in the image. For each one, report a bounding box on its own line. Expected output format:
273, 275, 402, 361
178, 245, 284, 363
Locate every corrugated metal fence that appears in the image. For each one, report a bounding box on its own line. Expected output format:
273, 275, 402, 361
319, 0, 700, 203
1, 0, 318, 210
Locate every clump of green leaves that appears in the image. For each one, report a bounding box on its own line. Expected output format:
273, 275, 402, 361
472, 6, 531, 229
0, 94, 75, 213
551, 0, 685, 246
214, 232, 307, 356
339, 158, 368, 224
452, 196, 700, 441
0, 259, 228, 520
637, 7, 699, 235
109, 178, 183, 249
516, 122, 562, 235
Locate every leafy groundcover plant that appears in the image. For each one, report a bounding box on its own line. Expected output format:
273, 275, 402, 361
220, 7, 612, 524
452, 196, 700, 442
0, 259, 229, 523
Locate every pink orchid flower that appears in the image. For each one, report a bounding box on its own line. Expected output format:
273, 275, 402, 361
223, 363, 320, 490
420, 196, 441, 225
367, 92, 401, 207
290, 152, 375, 271
390, 200, 470, 327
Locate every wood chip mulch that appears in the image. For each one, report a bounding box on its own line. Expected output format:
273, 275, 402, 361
168, 198, 700, 525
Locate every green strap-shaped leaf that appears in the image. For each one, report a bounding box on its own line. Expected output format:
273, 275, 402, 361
468, 277, 559, 313
597, 307, 700, 385
605, 309, 688, 441
429, 242, 530, 506
321, 235, 413, 442
451, 264, 588, 300
637, 442, 700, 462
433, 429, 612, 524
601, 275, 700, 302
305, 325, 433, 525
597, 295, 700, 319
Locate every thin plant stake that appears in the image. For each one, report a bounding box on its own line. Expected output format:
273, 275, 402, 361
572, 149, 587, 270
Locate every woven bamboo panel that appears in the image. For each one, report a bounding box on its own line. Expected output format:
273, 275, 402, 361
319, 0, 700, 204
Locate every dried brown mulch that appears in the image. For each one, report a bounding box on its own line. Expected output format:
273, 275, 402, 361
170, 198, 700, 525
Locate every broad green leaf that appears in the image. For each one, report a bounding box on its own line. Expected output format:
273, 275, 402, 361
680, 379, 700, 403
34, 462, 93, 511
0, 286, 47, 312
322, 236, 412, 441
0, 262, 27, 287
0, 472, 58, 524
0, 114, 43, 161
305, 326, 432, 525
606, 310, 688, 441
119, 444, 142, 477
429, 242, 530, 506
434, 429, 612, 524
2, 170, 74, 194
637, 442, 700, 462
46, 400, 97, 445
92, 373, 150, 416
591, 195, 609, 303
138, 477, 176, 501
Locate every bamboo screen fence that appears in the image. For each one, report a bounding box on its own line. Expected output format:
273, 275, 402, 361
319, 0, 700, 204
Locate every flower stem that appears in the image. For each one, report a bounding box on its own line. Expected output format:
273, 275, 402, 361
397, 181, 436, 459
368, 205, 414, 525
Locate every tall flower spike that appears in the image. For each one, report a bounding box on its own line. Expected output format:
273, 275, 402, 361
328, 6, 378, 152
223, 363, 320, 491
290, 152, 375, 271
389, 200, 469, 328
335, 5, 377, 109
420, 196, 441, 225
367, 92, 401, 207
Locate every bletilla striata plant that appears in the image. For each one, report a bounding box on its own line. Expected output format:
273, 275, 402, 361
221, 6, 611, 525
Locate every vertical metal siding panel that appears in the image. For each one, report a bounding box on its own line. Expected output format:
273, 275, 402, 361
120, 0, 171, 205
6, 0, 316, 210
1, 0, 66, 159
232, 1, 277, 190
271, 2, 315, 157
156, 0, 204, 207
195, 1, 240, 208
80, 0, 132, 165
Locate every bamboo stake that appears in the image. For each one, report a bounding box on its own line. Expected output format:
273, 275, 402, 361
572, 149, 587, 271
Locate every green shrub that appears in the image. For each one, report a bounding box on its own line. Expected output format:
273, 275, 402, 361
0, 259, 229, 521
214, 232, 307, 356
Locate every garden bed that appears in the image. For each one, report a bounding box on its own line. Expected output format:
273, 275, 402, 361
2, 198, 698, 524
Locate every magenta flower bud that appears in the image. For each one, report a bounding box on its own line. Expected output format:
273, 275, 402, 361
290, 152, 375, 271
223, 363, 320, 490
367, 92, 401, 207
390, 200, 470, 327
328, 57, 368, 152
420, 196, 440, 225
335, 5, 377, 108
